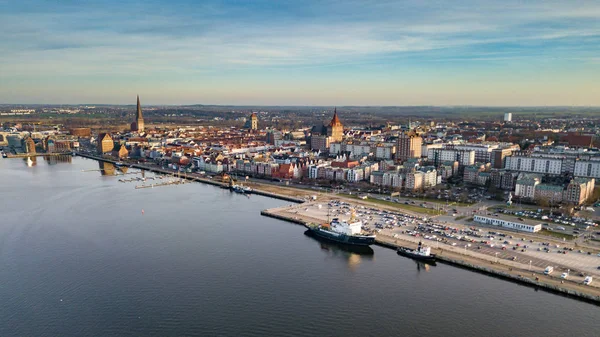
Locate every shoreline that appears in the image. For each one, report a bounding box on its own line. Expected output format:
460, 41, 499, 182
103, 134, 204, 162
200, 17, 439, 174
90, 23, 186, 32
260, 208, 600, 305
75, 152, 305, 203
75, 152, 600, 305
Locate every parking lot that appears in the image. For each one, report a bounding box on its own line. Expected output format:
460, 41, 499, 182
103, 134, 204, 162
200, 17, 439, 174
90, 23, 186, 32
276, 199, 600, 280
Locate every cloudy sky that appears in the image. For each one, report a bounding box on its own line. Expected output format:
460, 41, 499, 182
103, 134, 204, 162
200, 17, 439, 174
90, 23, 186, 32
1, 0, 599, 105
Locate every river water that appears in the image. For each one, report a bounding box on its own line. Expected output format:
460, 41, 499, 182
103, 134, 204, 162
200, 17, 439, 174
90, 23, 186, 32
0, 157, 597, 336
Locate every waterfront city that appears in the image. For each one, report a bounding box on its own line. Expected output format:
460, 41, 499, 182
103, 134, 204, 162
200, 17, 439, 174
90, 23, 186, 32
2, 0, 600, 335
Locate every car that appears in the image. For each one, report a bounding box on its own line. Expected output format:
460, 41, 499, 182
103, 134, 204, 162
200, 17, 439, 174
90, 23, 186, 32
560, 272, 569, 279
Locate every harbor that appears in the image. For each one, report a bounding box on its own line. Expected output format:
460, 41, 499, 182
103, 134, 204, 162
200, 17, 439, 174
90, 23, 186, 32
2, 154, 599, 337
8, 151, 600, 304
261, 200, 600, 304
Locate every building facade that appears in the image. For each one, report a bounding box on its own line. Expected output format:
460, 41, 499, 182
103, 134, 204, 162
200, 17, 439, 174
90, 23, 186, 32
505, 156, 562, 175
396, 131, 422, 163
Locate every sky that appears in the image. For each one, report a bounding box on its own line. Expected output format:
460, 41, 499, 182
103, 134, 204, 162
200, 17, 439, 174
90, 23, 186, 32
1, 0, 599, 106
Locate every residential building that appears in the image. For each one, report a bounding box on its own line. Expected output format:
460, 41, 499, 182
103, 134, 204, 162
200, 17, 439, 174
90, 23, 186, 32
405, 171, 424, 190
534, 184, 564, 204
563, 178, 595, 205
574, 159, 600, 179
396, 131, 422, 162
428, 148, 475, 166
505, 155, 562, 175
514, 174, 542, 199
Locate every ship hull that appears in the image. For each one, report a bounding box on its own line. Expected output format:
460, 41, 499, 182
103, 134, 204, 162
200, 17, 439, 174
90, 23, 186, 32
397, 248, 437, 262
307, 227, 375, 246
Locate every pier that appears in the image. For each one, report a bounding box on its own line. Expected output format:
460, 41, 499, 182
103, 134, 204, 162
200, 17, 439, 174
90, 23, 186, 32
261, 201, 600, 305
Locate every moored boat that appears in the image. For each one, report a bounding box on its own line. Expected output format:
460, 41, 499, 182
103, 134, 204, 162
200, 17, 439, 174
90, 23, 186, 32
306, 215, 376, 246
397, 241, 436, 262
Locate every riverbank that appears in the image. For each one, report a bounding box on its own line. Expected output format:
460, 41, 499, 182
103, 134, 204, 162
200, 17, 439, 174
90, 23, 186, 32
75, 152, 305, 203
261, 203, 600, 305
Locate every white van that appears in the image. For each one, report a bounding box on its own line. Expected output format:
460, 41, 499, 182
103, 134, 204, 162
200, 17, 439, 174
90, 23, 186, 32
544, 266, 554, 275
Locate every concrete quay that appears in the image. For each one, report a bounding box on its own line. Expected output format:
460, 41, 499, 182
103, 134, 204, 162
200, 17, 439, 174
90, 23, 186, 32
262, 200, 600, 305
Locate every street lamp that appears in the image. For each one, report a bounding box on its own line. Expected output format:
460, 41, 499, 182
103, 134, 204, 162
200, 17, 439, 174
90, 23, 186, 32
464, 245, 468, 254
495, 252, 499, 263
529, 260, 532, 271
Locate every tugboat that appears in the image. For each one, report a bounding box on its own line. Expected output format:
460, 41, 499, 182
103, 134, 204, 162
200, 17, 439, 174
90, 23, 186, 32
397, 241, 436, 263
306, 209, 376, 246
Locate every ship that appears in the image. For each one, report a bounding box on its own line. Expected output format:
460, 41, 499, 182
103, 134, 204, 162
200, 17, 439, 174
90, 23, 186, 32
397, 241, 436, 263
231, 184, 253, 194
306, 210, 376, 246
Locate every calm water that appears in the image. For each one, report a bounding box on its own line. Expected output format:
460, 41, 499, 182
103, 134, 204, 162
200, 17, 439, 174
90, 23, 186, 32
0, 157, 597, 336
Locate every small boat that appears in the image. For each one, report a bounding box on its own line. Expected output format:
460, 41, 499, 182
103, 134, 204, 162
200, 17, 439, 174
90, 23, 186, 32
397, 241, 436, 263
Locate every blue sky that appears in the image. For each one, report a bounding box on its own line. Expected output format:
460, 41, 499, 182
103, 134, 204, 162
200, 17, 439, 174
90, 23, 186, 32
1, 0, 599, 105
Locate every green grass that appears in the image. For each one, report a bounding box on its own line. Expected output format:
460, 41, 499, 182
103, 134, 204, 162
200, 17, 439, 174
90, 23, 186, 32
417, 198, 473, 207
539, 229, 575, 241
343, 194, 440, 215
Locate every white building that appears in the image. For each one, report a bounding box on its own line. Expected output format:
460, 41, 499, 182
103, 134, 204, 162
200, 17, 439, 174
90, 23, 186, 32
428, 148, 475, 166
505, 156, 562, 175
375, 145, 395, 160
574, 159, 600, 179
347, 167, 365, 182
504, 112, 512, 122
454, 144, 499, 164
474, 215, 541, 233
514, 174, 541, 199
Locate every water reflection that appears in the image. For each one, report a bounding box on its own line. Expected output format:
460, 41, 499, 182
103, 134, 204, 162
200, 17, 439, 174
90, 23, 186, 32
99, 161, 116, 176
304, 230, 374, 270
414, 260, 436, 272
43, 155, 72, 165
24, 156, 37, 167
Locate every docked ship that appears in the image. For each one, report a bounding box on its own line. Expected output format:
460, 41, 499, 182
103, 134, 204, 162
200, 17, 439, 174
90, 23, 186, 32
231, 184, 253, 194
306, 213, 376, 246
397, 241, 436, 263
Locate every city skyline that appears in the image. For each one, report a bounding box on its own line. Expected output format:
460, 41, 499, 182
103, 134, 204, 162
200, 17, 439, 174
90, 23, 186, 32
1, 0, 600, 106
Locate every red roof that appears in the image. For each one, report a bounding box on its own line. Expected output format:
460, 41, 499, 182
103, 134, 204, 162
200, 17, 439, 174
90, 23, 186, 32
329, 108, 342, 127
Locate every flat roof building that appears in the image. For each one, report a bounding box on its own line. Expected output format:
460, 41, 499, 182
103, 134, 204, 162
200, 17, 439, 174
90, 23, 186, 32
474, 215, 542, 233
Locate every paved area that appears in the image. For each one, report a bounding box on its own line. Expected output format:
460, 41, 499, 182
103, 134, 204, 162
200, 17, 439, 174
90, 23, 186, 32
267, 199, 600, 283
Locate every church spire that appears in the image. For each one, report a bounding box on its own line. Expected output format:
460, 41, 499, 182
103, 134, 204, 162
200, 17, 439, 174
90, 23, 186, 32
330, 107, 342, 127
136, 95, 143, 120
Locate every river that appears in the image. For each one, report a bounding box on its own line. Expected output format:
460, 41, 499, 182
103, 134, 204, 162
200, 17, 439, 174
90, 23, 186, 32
0, 156, 597, 336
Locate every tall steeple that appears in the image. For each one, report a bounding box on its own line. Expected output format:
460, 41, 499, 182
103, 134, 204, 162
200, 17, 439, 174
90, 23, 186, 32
134, 95, 145, 132
136, 95, 143, 120
330, 107, 342, 127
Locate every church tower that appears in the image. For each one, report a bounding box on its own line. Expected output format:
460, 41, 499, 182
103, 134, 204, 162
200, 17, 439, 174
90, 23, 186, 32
327, 107, 343, 142
133, 95, 145, 132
